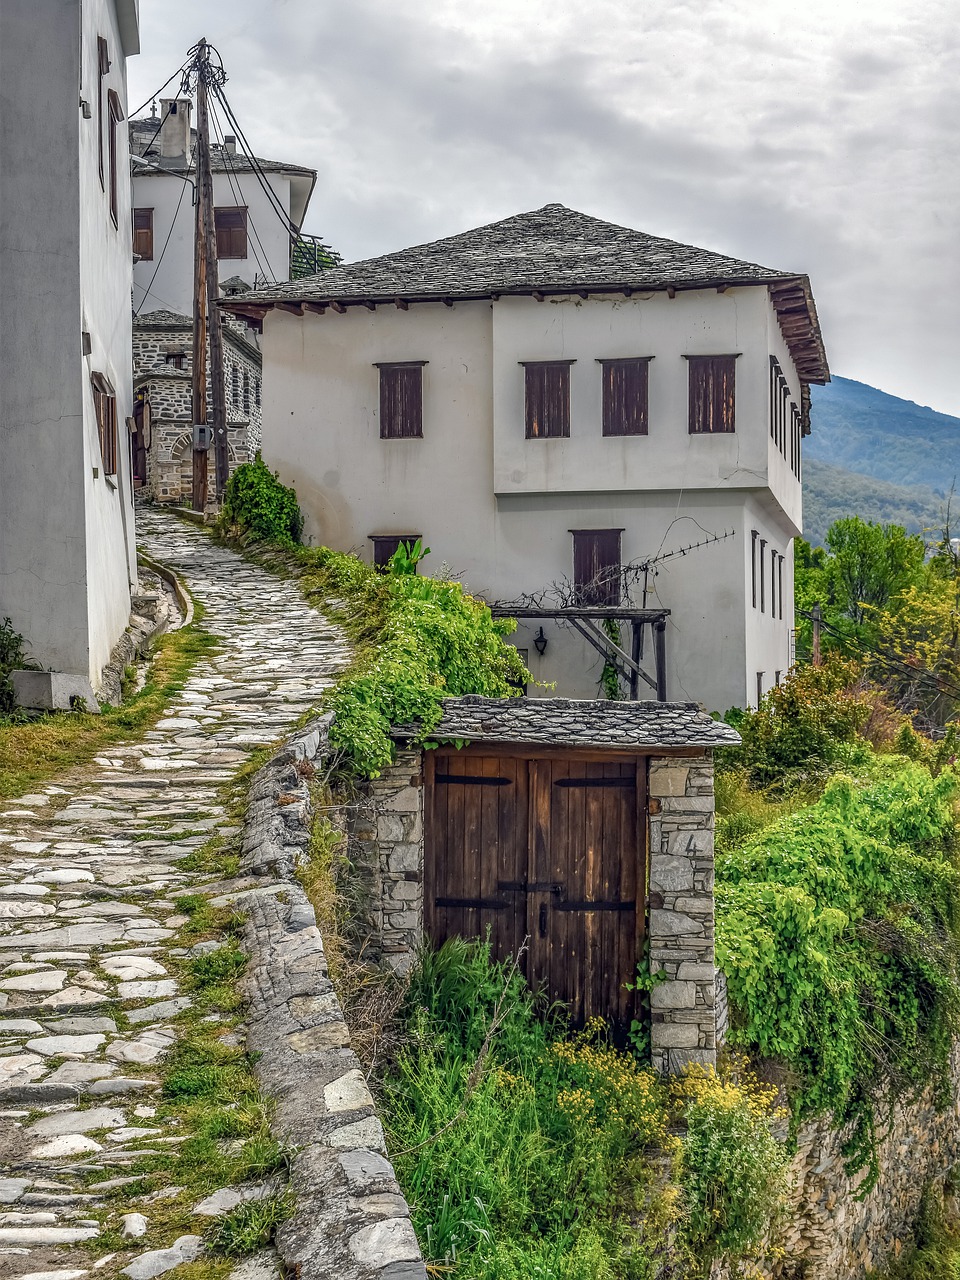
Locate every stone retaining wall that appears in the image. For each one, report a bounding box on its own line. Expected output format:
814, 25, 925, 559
238, 716, 427, 1280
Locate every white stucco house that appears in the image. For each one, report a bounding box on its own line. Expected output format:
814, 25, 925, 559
129, 100, 321, 316
0, 0, 140, 690
224, 204, 829, 712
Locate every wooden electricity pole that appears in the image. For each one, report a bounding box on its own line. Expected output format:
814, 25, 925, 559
812, 602, 822, 666
189, 38, 229, 509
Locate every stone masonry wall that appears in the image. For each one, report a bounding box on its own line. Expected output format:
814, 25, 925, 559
648, 753, 717, 1075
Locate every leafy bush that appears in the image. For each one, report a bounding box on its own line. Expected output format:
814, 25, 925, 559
716, 760, 960, 1183
0, 616, 38, 716
380, 939, 789, 1279
302, 547, 529, 776
219, 456, 303, 546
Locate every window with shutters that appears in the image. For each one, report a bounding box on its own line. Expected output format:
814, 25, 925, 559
97, 37, 110, 190
686, 354, 738, 434
376, 362, 426, 439
759, 537, 767, 613
107, 90, 122, 227
598, 357, 651, 436
214, 207, 248, 259
571, 529, 623, 606
369, 534, 423, 570
133, 208, 154, 260
750, 530, 758, 609
243, 369, 250, 415
522, 360, 573, 438
92, 374, 118, 476
232, 365, 241, 408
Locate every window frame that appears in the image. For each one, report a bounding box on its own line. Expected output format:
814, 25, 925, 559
97, 37, 110, 191
375, 361, 427, 440
107, 89, 123, 228
759, 537, 767, 613
750, 529, 758, 609
214, 206, 249, 260
597, 356, 652, 437
685, 353, 739, 435
571, 528, 624, 607
133, 207, 154, 260
91, 372, 118, 477
521, 359, 574, 439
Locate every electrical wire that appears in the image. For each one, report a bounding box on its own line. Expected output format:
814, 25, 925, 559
208, 95, 277, 282
211, 84, 300, 237
128, 59, 192, 122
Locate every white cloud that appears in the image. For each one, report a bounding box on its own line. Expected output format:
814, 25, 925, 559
129, 0, 960, 413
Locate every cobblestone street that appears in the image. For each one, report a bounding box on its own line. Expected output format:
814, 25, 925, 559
0, 509, 350, 1279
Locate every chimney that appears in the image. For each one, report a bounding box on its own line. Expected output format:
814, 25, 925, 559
159, 97, 193, 160
223, 135, 237, 156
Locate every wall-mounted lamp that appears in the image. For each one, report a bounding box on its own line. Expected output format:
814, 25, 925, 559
533, 627, 548, 656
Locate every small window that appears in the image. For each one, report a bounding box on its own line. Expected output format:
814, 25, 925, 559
770, 547, 778, 619
255, 378, 261, 408
107, 90, 123, 227
572, 529, 623, 606
243, 369, 250, 415
774, 670, 782, 687
376, 363, 425, 439
133, 208, 154, 260
164, 350, 187, 370
777, 554, 784, 621
599, 357, 651, 436
92, 374, 118, 476
214, 207, 248, 259
523, 360, 573, 438
97, 37, 110, 190
232, 365, 241, 408
750, 529, 758, 609
756, 672, 764, 706
369, 534, 422, 570
687, 354, 738, 434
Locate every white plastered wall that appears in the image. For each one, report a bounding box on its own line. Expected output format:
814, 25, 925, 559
259, 291, 801, 713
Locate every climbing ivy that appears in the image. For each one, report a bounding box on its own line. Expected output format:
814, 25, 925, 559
716, 759, 960, 1185
219, 456, 304, 546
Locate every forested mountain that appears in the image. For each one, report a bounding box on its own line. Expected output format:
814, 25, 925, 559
802, 377, 960, 545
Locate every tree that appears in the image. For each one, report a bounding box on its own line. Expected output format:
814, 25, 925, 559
824, 518, 925, 626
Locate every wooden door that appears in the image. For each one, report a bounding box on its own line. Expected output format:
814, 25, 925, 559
425, 750, 646, 1032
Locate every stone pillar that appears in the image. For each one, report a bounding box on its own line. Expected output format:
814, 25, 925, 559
647, 751, 717, 1075
350, 750, 424, 975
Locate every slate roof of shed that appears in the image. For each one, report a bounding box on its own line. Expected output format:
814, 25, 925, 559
222, 203, 829, 382
133, 310, 192, 328
392, 696, 741, 750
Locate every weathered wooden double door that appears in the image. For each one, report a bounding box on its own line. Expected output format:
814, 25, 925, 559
425, 749, 647, 1029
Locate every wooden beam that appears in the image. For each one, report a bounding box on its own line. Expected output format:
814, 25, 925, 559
489, 605, 670, 621
330, 301, 346, 314
304, 302, 326, 315
577, 290, 589, 300
362, 300, 376, 311
666, 286, 676, 299
276, 302, 304, 316
394, 297, 408, 310
442, 297, 454, 308
532, 291, 545, 302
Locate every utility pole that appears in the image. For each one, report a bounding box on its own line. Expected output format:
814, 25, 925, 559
812, 602, 822, 666
188, 38, 229, 508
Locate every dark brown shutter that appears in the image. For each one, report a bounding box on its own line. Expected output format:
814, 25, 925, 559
524, 362, 571, 438
378, 365, 424, 438
369, 534, 423, 569
600, 358, 650, 436
687, 355, 737, 433
572, 530, 623, 605
133, 208, 154, 260
92, 375, 117, 476
214, 208, 248, 259
107, 90, 122, 227
97, 37, 110, 189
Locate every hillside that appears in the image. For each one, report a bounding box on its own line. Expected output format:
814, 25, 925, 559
803, 377, 960, 545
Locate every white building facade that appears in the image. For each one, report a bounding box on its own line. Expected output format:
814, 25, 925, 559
129, 100, 318, 317
0, 0, 139, 689
226, 205, 829, 712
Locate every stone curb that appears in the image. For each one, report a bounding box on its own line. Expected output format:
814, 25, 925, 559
238, 716, 427, 1280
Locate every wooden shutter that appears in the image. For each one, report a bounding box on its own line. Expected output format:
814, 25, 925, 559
687, 355, 737, 434
369, 534, 422, 569
107, 90, 122, 227
97, 37, 110, 189
523, 362, 572, 438
600, 358, 650, 436
92, 375, 117, 476
377, 364, 424, 439
572, 530, 623, 605
133, 208, 154, 260
214, 207, 248, 259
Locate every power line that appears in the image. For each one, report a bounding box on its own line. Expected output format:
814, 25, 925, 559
208, 95, 277, 283
128, 59, 193, 122
134, 179, 188, 317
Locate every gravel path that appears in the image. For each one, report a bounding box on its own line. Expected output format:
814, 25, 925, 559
0, 509, 349, 1279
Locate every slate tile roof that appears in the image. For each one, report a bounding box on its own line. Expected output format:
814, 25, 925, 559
238, 203, 796, 304
392, 695, 742, 750
133, 310, 193, 328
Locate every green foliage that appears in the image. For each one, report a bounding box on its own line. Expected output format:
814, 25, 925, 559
721, 658, 875, 787
380, 939, 788, 1278
0, 615, 40, 717
716, 759, 960, 1185
303, 546, 529, 776
220, 456, 304, 546
873, 1185, 960, 1278
802, 458, 943, 550
600, 619, 621, 700
204, 1194, 293, 1256
387, 537, 430, 575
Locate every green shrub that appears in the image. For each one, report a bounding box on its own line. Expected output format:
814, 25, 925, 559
219, 456, 303, 546
0, 616, 39, 716
716, 759, 960, 1183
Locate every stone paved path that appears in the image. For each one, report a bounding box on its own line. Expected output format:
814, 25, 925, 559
0, 508, 349, 1279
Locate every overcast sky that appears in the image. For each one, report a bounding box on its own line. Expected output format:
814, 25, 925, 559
130, 0, 960, 415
